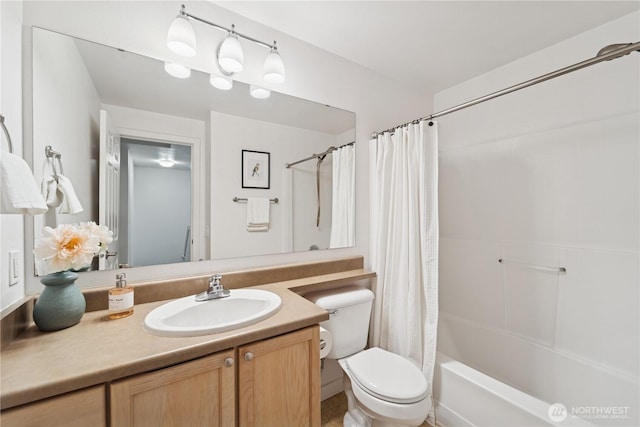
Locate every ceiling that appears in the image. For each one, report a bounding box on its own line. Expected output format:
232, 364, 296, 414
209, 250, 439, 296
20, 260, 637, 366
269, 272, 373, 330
216, 1, 639, 95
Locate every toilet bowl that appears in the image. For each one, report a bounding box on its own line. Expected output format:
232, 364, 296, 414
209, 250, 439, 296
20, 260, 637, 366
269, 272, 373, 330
305, 286, 431, 427
339, 348, 431, 427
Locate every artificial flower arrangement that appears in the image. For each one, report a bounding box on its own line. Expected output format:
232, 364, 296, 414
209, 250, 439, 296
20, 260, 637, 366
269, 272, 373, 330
34, 221, 113, 275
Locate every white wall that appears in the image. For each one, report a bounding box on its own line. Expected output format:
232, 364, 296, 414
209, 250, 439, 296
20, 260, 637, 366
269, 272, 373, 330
436, 12, 639, 425
15, 0, 430, 292
210, 111, 336, 259
0, 1, 26, 310
32, 28, 101, 226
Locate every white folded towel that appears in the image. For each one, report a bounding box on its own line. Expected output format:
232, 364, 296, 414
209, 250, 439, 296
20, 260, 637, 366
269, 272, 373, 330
246, 197, 270, 232
1, 152, 48, 215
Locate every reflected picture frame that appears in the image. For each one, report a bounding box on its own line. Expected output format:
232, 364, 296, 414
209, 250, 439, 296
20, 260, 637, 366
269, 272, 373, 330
241, 150, 270, 189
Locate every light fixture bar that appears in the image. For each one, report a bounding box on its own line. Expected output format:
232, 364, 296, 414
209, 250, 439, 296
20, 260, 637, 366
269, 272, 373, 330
179, 5, 276, 50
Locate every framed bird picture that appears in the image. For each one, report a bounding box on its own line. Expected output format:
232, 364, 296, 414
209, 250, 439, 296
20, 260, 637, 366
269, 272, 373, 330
241, 150, 270, 189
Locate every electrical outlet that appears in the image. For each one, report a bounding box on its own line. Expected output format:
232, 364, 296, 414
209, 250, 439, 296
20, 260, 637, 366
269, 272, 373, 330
9, 250, 20, 286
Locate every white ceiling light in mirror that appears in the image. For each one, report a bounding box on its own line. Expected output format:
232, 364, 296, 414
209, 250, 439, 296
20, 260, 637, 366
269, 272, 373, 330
164, 61, 191, 79
165, 4, 285, 90
210, 74, 233, 90
250, 85, 271, 99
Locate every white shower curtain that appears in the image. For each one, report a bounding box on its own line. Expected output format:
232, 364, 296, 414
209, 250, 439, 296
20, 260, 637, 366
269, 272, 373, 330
329, 144, 355, 248
369, 121, 439, 404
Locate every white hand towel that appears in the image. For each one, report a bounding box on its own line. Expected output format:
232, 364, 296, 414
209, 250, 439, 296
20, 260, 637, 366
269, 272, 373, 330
56, 174, 83, 214
0, 152, 48, 215
42, 174, 63, 207
246, 197, 270, 232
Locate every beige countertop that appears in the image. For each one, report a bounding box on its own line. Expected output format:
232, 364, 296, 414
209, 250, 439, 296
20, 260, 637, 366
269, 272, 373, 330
0, 270, 374, 410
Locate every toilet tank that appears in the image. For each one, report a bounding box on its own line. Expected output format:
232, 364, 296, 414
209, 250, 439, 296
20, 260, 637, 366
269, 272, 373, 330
305, 285, 374, 359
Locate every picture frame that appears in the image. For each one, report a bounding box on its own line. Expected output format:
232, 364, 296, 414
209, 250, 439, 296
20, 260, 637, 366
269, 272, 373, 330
241, 150, 270, 189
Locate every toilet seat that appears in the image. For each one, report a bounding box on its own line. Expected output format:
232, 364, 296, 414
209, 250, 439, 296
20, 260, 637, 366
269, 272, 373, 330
344, 347, 428, 404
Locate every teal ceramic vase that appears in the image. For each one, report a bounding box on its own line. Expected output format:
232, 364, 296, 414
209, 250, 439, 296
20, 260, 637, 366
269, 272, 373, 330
33, 271, 86, 332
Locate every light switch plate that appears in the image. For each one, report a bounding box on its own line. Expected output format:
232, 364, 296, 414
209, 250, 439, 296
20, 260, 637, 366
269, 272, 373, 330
9, 250, 20, 286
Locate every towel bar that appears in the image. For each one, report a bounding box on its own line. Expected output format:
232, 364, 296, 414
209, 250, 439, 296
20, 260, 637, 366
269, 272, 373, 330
45, 145, 64, 176
0, 114, 14, 153
498, 258, 566, 273
233, 197, 279, 204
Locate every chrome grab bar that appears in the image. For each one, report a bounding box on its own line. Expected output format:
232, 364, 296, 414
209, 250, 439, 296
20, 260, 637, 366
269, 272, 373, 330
181, 226, 191, 261
498, 258, 566, 273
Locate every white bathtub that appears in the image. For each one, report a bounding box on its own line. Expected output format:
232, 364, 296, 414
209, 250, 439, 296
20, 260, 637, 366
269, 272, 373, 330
431, 353, 596, 427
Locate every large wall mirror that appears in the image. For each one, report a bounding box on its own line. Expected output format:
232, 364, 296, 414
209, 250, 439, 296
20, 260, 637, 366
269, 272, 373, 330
31, 27, 356, 274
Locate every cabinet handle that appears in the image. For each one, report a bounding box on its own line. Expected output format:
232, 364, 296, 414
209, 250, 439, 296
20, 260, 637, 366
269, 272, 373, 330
244, 352, 254, 361
224, 357, 234, 367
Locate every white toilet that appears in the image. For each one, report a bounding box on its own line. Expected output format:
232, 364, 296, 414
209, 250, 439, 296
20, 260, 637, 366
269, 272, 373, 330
306, 285, 431, 427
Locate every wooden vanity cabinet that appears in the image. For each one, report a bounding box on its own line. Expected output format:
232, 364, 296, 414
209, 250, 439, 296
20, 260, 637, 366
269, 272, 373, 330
1, 385, 106, 427
2, 326, 319, 427
238, 325, 320, 427
110, 349, 235, 427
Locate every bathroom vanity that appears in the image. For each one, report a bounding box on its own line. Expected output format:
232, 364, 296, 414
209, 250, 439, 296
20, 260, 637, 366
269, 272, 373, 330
0, 257, 375, 426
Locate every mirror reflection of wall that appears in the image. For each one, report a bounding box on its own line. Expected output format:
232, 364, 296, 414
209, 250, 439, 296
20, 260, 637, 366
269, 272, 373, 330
31, 26, 356, 277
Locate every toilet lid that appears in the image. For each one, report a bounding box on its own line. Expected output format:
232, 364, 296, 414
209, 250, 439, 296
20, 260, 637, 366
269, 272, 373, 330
345, 347, 428, 404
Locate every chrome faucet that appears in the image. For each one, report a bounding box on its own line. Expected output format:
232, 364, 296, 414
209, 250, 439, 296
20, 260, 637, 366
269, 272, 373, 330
195, 274, 231, 301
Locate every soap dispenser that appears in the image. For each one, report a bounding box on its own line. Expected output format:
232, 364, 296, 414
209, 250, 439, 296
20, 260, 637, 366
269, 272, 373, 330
108, 273, 134, 320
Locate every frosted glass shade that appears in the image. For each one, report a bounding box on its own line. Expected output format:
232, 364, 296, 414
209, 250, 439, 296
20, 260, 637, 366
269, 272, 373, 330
164, 62, 191, 79
218, 34, 244, 73
263, 49, 285, 84
167, 15, 197, 57
210, 74, 233, 90
250, 85, 271, 99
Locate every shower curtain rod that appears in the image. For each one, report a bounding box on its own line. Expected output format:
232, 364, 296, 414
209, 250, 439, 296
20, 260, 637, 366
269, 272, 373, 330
285, 141, 355, 168
372, 41, 640, 137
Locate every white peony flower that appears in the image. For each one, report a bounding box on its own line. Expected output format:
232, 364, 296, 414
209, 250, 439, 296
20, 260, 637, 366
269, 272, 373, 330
79, 221, 113, 253
34, 222, 111, 275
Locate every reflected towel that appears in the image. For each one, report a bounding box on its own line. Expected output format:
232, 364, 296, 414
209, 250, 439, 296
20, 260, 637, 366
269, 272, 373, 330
56, 175, 83, 214
42, 174, 62, 207
246, 197, 269, 232
41, 173, 83, 214
0, 152, 48, 215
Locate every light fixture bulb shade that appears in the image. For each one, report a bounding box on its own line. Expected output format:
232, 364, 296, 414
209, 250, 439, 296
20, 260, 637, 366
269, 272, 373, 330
167, 15, 197, 57
210, 74, 233, 90
250, 85, 271, 99
263, 49, 285, 84
218, 34, 244, 73
164, 61, 191, 79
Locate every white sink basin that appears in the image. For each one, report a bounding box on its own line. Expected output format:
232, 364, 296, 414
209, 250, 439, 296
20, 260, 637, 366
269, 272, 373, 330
143, 289, 282, 337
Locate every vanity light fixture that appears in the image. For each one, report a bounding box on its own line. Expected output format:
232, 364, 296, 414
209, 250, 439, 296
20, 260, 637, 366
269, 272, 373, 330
167, 4, 286, 85
263, 43, 285, 84
250, 85, 271, 99
164, 61, 191, 79
218, 28, 244, 73
166, 11, 197, 57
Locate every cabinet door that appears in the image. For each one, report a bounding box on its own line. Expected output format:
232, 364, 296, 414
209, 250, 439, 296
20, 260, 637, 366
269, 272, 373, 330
110, 349, 235, 427
238, 326, 320, 427
1, 385, 106, 427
